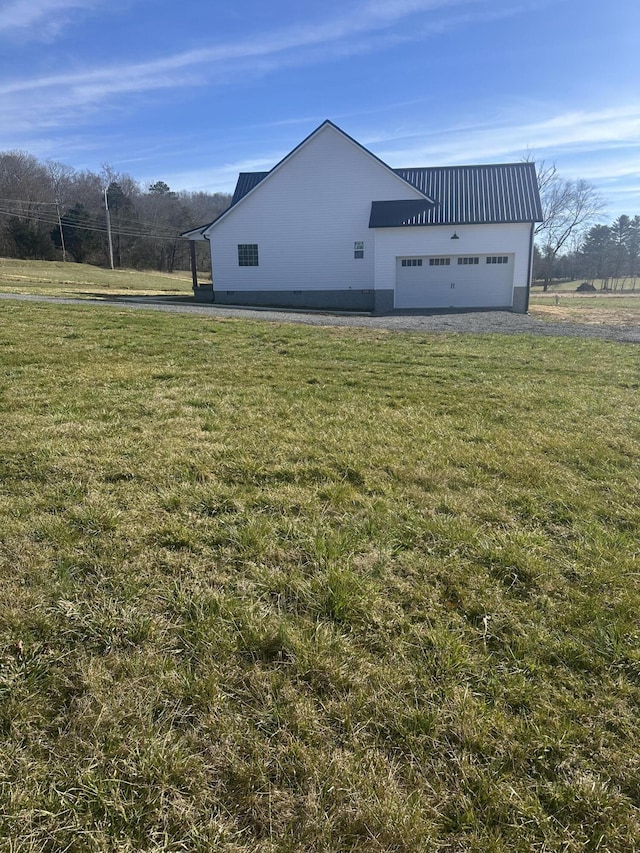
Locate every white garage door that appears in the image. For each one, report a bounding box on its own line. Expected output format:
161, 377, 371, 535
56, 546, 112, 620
395, 254, 514, 309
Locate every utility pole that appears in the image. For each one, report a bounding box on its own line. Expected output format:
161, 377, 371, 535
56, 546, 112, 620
55, 201, 67, 263
103, 186, 115, 270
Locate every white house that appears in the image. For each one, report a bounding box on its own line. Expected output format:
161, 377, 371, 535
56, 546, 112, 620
182, 121, 542, 314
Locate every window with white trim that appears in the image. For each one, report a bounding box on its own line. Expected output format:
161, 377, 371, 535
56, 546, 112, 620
354, 241, 364, 259
486, 256, 508, 264
429, 257, 451, 266
238, 244, 259, 266
401, 258, 422, 267
457, 257, 479, 265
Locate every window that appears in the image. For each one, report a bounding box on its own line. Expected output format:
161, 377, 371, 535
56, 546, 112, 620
354, 241, 364, 259
486, 256, 508, 264
457, 257, 479, 265
429, 257, 451, 266
238, 244, 259, 266
401, 258, 422, 267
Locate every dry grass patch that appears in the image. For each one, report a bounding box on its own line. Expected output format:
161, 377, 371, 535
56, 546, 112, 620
529, 294, 640, 326
1, 301, 639, 851
0, 257, 195, 298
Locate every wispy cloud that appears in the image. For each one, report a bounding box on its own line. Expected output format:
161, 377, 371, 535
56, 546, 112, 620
146, 104, 640, 204
0, 0, 497, 116
0, 0, 101, 39
374, 105, 640, 170
149, 156, 280, 195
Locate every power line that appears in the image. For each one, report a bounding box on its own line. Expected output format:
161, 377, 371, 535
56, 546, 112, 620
0, 197, 189, 229
0, 197, 59, 206
0, 204, 183, 241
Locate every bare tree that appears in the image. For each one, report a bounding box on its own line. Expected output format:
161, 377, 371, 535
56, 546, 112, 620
0, 151, 56, 258
530, 159, 605, 290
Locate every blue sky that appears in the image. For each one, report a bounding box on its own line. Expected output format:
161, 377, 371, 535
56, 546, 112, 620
1, 0, 638, 219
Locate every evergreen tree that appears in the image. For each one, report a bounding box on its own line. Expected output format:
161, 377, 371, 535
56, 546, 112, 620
51, 203, 101, 263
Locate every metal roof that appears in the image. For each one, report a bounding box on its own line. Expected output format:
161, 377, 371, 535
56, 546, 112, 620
232, 172, 269, 205
228, 162, 542, 227
393, 163, 542, 225
369, 199, 437, 228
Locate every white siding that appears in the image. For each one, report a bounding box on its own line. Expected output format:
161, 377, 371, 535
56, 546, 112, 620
206, 124, 425, 293
374, 223, 532, 300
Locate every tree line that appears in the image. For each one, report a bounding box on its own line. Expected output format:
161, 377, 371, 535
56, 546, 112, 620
0, 150, 231, 272
531, 160, 639, 290
533, 215, 640, 289
2, 148, 637, 290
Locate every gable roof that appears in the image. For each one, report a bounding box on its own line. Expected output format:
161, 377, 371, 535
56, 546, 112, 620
181, 124, 542, 238
180, 120, 432, 238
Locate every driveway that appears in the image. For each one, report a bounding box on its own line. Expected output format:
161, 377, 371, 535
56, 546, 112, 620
1, 292, 638, 343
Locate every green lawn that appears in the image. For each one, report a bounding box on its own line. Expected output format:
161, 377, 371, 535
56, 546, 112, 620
1, 301, 639, 851
0, 257, 196, 298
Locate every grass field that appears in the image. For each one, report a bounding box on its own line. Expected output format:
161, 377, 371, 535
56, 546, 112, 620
1, 300, 640, 851
0, 257, 196, 299
529, 285, 640, 327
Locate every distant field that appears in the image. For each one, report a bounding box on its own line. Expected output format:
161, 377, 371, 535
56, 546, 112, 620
1, 300, 639, 851
532, 279, 639, 293
529, 287, 640, 326
0, 257, 196, 298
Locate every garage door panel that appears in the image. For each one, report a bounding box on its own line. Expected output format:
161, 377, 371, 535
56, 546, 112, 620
395, 255, 513, 309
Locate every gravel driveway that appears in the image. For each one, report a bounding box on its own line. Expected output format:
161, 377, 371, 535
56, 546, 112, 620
1, 292, 638, 343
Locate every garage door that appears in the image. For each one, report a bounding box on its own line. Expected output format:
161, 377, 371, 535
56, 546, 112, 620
395, 254, 514, 309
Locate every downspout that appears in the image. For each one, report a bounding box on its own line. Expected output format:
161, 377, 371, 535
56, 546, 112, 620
525, 222, 535, 314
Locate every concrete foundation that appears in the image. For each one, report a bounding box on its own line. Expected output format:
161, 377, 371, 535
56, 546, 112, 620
192, 285, 529, 315
213, 288, 378, 312
193, 285, 214, 303
512, 286, 528, 313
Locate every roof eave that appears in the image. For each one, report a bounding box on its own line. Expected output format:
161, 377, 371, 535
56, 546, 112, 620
179, 225, 209, 240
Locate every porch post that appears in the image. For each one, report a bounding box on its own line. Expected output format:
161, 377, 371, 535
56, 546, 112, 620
189, 240, 198, 291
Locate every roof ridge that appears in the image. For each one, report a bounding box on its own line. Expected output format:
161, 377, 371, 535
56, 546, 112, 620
396, 162, 537, 171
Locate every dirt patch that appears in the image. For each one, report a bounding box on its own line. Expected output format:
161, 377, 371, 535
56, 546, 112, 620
529, 304, 640, 327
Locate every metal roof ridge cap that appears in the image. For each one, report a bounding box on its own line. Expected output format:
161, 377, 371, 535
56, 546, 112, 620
395, 162, 537, 171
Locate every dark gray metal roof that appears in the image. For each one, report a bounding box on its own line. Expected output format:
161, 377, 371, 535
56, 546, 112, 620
228, 162, 542, 227
369, 199, 437, 228
393, 162, 542, 225
232, 172, 269, 205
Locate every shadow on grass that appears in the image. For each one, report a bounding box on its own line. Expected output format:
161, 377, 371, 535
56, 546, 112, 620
78, 292, 197, 304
